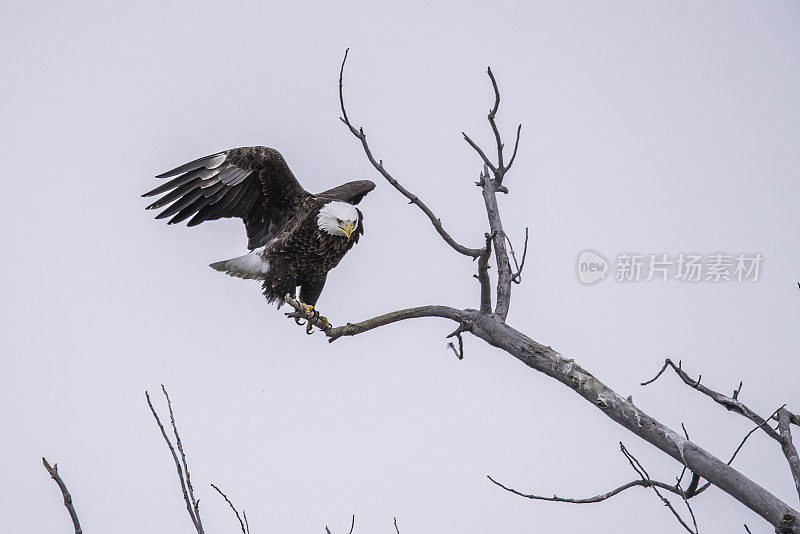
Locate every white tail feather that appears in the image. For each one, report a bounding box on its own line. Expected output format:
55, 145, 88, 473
209, 247, 269, 280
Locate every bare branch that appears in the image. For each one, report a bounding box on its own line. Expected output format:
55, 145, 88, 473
487, 67, 504, 171
731, 406, 786, 468
393, 517, 400, 534
690, 405, 786, 499
462, 312, 800, 532
463, 67, 522, 186
284, 293, 468, 343
330, 55, 800, 532
146, 389, 205, 534
789, 411, 800, 427
462, 132, 497, 173
42, 458, 82, 534
506, 227, 529, 284
488, 474, 684, 504
446, 324, 467, 360
326, 515, 355, 534
480, 166, 514, 320
476, 232, 494, 313
162, 385, 202, 526
777, 408, 800, 501
506, 124, 522, 173
620, 443, 698, 534
338, 49, 484, 259
641, 359, 782, 442
211, 483, 247, 534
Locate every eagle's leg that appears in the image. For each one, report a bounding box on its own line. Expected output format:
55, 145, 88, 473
297, 278, 330, 333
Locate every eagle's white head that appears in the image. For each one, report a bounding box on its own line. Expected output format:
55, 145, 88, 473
317, 201, 359, 239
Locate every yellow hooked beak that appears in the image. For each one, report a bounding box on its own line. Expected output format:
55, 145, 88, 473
338, 220, 355, 240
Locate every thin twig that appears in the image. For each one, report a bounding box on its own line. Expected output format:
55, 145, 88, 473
338, 49, 484, 258
674, 473, 700, 534
488, 474, 685, 503
146, 389, 205, 534
211, 483, 247, 534
678, 423, 702, 498
42, 458, 82, 534
620, 443, 698, 534
446, 324, 467, 359
487, 66, 504, 171
506, 227, 529, 284
641, 359, 782, 442
462, 133, 497, 173
730, 406, 786, 467
463, 67, 523, 186
394, 517, 400, 534
326, 515, 355, 534
162, 385, 202, 527
506, 124, 522, 172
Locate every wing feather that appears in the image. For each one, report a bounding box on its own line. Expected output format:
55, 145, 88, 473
145, 147, 376, 250
154, 188, 205, 219
155, 153, 227, 178
144, 146, 310, 249
317, 180, 376, 205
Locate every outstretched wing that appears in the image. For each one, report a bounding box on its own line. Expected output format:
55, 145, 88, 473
316, 180, 375, 205
143, 146, 310, 249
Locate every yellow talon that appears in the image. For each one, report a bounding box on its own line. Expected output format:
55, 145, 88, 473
295, 302, 331, 332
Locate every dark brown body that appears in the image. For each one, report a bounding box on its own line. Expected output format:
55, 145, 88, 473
262, 198, 362, 306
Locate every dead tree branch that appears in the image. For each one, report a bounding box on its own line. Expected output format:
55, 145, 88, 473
42, 457, 82, 534
326, 515, 355, 534
506, 227, 529, 284
211, 483, 249, 534
462, 67, 522, 186
338, 49, 484, 259
489, 442, 700, 533
487, 473, 685, 504
462, 69, 525, 319
146, 386, 205, 534
475, 232, 494, 313
478, 165, 514, 320
328, 53, 800, 532
777, 408, 800, 501
284, 293, 467, 343
642, 359, 782, 441
642, 359, 800, 502
620, 443, 699, 534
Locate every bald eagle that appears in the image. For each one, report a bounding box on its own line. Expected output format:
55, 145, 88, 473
143, 146, 375, 322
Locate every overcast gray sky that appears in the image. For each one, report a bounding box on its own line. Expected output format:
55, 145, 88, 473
2, 1, 799, 532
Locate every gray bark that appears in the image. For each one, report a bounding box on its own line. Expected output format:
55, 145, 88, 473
467, 311, 800, 532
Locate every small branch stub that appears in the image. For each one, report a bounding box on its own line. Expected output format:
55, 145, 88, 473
42, 457, 82, 534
